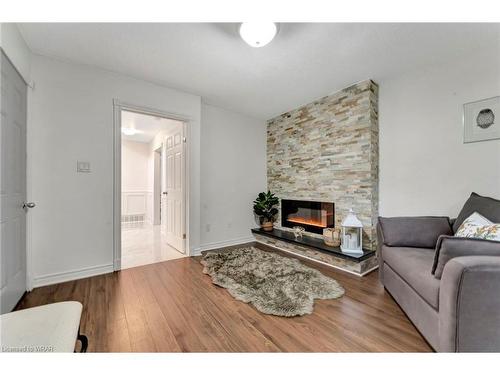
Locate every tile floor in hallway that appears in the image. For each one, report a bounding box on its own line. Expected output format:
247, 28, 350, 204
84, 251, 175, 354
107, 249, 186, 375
121, 222, 186, 269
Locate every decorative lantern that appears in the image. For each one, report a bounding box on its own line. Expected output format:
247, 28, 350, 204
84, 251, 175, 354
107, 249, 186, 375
340, 209, 363, 255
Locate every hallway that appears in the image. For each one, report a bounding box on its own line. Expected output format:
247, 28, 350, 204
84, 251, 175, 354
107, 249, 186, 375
121, 223, 186, 269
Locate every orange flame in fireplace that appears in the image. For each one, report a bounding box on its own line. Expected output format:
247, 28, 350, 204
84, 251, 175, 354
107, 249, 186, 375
286, 217, 327, 228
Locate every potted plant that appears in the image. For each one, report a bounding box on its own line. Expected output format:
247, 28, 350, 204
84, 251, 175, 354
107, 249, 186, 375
253, 191, 279, 231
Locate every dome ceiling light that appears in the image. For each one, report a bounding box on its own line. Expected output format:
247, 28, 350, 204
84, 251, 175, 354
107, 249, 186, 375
239, 22, 278, 48
121, 128, 143, 136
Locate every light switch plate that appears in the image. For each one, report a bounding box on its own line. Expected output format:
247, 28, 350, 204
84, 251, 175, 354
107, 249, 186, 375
77, 161, 91, 173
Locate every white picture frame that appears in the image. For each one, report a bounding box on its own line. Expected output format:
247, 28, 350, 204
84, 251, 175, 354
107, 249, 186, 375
463, 96, 500, 143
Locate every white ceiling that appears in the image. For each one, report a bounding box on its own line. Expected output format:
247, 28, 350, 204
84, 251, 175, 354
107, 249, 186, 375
18, 23, 500, 119
121, 110, 181, 143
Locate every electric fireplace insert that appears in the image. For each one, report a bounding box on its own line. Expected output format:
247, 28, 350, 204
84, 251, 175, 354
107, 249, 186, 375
281, 199, 334, 234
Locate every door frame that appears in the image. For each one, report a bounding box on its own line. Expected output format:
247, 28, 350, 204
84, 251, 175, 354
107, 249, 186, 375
153, 146, 162, 226
112, 100, 191, 271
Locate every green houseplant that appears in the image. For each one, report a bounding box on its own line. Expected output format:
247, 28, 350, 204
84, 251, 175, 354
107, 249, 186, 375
253, 191, 279, 231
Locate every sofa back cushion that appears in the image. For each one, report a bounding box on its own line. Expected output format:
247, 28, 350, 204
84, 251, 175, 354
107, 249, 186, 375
453, 192, 500, 233
378, 216, 452, 248
432, 235, 500, 278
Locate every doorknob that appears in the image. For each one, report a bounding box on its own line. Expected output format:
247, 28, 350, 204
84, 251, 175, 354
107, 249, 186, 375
23, 202, 36, 209
162, 192, 168, 195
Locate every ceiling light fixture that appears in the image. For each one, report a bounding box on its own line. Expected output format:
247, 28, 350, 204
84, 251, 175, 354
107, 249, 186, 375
239, 22, 278, 48
121, 128, 143, 136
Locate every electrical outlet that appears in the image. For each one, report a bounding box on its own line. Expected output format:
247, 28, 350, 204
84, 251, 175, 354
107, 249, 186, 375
77, 161, 91, 173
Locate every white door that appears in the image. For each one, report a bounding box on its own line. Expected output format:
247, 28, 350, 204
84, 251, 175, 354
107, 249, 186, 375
161, 122, 186, 253
0, 51, 29, 313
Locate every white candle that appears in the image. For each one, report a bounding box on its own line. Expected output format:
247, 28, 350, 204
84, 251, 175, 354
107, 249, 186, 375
351, 236, 357, 249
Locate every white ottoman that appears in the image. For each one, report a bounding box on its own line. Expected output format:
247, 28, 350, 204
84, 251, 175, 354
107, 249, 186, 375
0, 301, 87, 352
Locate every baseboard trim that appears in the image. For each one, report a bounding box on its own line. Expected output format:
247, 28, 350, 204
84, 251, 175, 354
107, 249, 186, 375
255, 240, 378, 277
33, 263, 114, 288
359, 264, 379, 276
193, 236, 256, 255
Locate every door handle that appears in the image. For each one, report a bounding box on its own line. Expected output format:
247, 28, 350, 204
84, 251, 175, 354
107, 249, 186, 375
23, 202, 36, 209
162, 192, 168, 195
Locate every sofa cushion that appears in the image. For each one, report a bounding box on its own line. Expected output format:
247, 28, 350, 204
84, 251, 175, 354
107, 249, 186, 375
378, 216, 452, 249
382, 246, 440, 309
453, 192, 500, 233
432, 235, 500, 279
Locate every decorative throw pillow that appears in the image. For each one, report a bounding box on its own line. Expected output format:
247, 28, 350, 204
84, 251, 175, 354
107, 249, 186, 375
454, 212, 500, 242
453, 192, 500, 232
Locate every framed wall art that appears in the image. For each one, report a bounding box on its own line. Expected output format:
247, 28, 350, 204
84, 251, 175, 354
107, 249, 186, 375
463, 96, 500, 143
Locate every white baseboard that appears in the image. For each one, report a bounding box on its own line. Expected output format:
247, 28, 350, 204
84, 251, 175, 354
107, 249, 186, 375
33, 263, 114, 288
193, 236, 255, 256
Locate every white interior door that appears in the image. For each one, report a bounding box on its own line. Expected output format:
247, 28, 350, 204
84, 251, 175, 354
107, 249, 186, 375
1, 51, 28, 313
161, 122, 185, 253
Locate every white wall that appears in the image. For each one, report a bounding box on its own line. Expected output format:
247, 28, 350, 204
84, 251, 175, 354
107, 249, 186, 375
0, 23, 31, 83
28, 55, 201, 286
200, 104, 267, 250
379, 51, 500, 217
121, 140, 150, 191
121, 140, 152, 223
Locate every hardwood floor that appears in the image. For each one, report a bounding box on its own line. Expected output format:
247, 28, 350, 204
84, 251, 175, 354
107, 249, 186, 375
16, 246, 432, 352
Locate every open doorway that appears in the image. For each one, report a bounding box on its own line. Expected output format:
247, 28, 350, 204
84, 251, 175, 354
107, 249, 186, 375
119, 109, 187, 269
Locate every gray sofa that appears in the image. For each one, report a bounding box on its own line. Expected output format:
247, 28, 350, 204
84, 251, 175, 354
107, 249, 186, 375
377, 193, 500, 352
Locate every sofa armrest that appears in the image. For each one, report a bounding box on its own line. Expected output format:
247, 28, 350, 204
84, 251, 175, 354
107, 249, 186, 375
378, 216, 452, 248
432, 235, 500, 278
376, 222, 385, 283
439, 256, 500, 352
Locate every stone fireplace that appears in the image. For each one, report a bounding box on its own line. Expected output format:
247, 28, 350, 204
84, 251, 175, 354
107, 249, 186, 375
253, 79, 379, 276
267, 79, 379, 250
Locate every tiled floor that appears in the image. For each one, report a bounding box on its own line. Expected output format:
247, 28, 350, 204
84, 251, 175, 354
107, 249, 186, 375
121, 222, 186, 269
